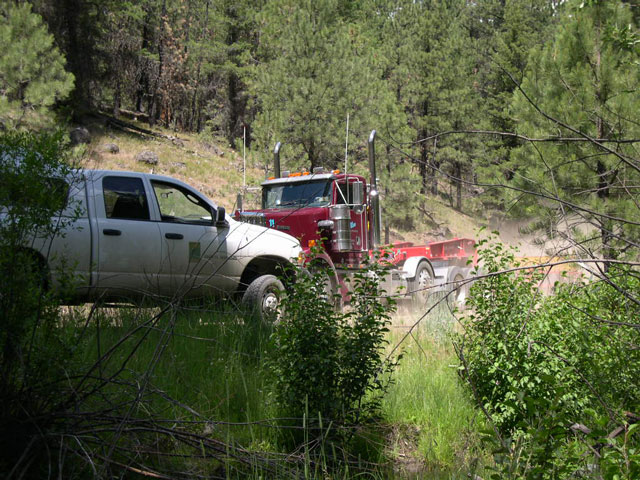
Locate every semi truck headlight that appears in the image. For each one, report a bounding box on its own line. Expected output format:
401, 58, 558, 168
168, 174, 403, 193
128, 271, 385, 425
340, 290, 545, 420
317, 220, 334, 229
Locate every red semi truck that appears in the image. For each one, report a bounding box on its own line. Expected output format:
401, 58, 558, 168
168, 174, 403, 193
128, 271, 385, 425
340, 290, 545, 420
234, 130, 476, 307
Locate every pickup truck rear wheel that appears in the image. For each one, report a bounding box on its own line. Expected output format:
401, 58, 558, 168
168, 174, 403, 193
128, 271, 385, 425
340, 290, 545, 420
242, 274, 285, 322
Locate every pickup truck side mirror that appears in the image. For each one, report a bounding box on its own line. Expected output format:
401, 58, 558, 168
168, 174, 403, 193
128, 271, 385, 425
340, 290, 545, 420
215, 206, 229, 228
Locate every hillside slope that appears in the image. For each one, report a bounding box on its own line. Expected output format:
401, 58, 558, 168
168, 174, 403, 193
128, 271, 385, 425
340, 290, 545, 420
79, 117, 540, 254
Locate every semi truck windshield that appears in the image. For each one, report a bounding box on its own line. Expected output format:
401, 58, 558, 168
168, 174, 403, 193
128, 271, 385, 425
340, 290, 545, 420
262, 180, 331, 209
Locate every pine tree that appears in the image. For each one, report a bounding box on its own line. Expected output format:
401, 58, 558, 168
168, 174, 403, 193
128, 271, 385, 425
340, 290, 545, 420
413, 0, 481, 211
508, 0, 640, 261
361, 0, 482, 214
472, 0, 556, 208
250, 0, 403, 173
0, 2, 74, 129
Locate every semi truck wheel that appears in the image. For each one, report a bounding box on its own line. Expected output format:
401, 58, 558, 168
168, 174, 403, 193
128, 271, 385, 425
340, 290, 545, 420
308, 264, 341, 311
242, 274, 285, 322
411, 261, 434, 308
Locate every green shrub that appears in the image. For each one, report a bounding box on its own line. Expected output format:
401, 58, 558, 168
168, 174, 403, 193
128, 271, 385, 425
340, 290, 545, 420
456, 239, 640, 478
0, 131, 79, 476
270, 254, 397, 436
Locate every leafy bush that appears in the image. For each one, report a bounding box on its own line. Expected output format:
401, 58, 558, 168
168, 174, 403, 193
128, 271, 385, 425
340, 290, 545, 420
456, 239, 640, 478
270, 254, 397, 436
0, 131, 78, 476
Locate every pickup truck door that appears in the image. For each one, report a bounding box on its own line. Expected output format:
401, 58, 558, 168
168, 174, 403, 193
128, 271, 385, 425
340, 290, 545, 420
92, 173, 162, 299
30, 174, 93, 296
150, 180, 236, 299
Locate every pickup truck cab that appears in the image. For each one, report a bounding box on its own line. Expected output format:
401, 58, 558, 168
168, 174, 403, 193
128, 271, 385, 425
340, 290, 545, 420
16, 169, 302, 317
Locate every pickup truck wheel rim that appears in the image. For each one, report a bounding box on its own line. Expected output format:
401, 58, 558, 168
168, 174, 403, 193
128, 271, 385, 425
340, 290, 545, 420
263, 291, 279, 313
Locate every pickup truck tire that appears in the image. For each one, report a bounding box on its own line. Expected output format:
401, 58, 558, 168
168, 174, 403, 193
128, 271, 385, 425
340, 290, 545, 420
242, 274, 285, 322
411, 261, 434, 309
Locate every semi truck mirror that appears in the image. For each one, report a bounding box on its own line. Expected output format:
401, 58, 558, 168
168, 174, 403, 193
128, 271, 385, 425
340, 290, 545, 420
351, 181, 365, 214
352, 181, 364, 205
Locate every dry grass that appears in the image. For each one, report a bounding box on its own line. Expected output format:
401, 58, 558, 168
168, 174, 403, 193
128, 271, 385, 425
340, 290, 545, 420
78, 118, 266, 211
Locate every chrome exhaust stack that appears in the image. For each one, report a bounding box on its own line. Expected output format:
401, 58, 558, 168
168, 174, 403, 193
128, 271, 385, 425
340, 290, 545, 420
273, 142, 282, 178
368, 130, 382, 248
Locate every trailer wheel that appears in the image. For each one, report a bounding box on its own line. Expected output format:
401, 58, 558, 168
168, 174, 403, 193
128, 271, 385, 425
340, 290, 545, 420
447, 267, 469, 308
411, 261, 434, 308
242, 274, 284, 323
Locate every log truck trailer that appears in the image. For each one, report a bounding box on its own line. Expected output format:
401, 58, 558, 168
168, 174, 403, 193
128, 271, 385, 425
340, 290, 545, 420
234, 130, 476, 306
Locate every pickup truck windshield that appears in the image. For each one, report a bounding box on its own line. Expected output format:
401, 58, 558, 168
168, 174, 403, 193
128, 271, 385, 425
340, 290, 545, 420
262, 180, 331, 209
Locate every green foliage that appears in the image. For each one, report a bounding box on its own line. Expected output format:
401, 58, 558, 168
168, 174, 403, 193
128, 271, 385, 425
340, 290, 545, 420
473, 0, 556, 208
506, 0, 640, 256
456, 238, 640, 478
0, 131, 77, 476
0, 2, 74, 129
250, 0, 405, 172
270, 255, 396, 432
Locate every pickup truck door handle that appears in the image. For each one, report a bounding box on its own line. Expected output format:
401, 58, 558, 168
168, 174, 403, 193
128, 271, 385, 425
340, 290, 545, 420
165, 233, 184, 240
103, 229, 121, 236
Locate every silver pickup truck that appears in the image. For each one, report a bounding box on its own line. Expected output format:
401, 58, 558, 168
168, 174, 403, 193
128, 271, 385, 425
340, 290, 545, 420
17, 169, 302, 317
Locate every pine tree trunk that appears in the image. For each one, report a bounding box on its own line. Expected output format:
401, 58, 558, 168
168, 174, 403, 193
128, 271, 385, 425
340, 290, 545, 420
419, 129, 428, 195
136, 17, 152, 113
113, 80, 121, 118
62, 0, 89, 114
308, 141, 318, 170
455, 161, 462, 211
430, 137, 439, 196
227, 72, 240, 144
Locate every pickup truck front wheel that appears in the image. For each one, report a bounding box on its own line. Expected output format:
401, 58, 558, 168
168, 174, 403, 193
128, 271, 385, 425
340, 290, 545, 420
242, 274, 285, 323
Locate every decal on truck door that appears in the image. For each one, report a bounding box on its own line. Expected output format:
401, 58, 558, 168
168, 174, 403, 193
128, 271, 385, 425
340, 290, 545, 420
189, 242, 201, 262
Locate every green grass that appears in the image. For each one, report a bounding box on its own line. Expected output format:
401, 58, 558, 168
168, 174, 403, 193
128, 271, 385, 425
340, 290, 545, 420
382, 328, 487, 477
62, 301, 488, 478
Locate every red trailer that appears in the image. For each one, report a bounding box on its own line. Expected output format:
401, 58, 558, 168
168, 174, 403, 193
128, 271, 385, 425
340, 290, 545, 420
235, 131, 476, 306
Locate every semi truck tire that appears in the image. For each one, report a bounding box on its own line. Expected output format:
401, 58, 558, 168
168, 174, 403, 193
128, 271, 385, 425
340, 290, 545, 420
242, 274, 284, 322
411, 261, 434, 308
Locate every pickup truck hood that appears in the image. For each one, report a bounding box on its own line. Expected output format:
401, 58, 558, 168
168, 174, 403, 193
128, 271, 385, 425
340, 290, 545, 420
227, 217, 302, 259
